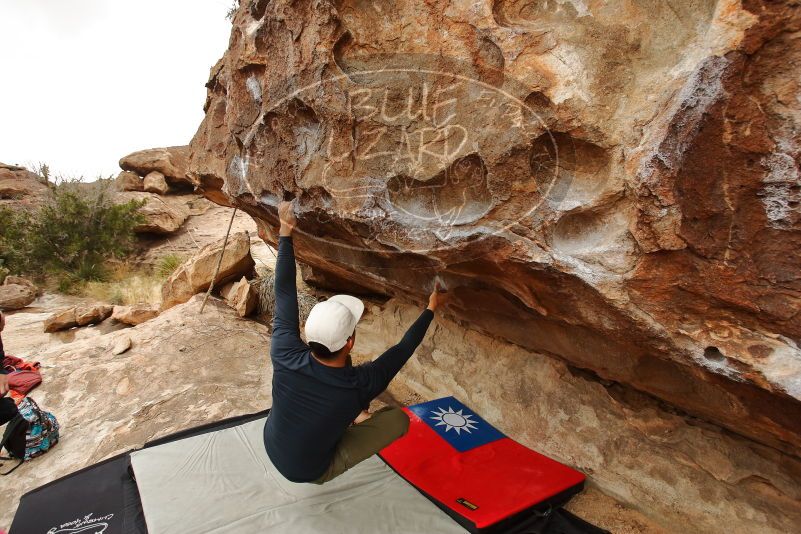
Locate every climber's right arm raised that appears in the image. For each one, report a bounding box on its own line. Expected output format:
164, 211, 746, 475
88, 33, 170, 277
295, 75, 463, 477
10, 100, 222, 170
270, 201, 308, 369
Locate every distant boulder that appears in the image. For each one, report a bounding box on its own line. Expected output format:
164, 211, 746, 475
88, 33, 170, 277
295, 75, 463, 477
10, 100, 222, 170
115, 171, 144, 192
117, 191, 189, 235
119, 146, 194, 187
44, 304, 113, 333
0, 162, 51, 208
143, 171, 170, 195
0, 284, 36, 310
75, 304, 114, 326
4, 275, 39, 295
43, 308, 77, 333
112, 304, 159, 326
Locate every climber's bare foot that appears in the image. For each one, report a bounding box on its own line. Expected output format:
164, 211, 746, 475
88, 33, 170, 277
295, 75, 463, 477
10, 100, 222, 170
353, 410, 371, 425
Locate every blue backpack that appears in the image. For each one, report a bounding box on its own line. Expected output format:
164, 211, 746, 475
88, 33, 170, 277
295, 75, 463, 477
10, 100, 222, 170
1, 397, 59, 475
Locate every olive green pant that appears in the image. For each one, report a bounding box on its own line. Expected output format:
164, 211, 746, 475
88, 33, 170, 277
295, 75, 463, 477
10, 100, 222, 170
311, 406, 410, 484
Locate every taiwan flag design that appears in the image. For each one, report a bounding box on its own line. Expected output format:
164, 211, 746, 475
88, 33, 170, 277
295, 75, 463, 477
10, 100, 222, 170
407, 397, 505, 452
381, 396, 586, 532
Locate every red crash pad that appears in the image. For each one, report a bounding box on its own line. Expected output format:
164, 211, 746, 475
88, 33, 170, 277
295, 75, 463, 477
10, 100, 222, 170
380, 396, 586, 533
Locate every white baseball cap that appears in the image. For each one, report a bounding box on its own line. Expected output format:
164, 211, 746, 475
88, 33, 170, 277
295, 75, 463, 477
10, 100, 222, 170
304, 294, 365, 352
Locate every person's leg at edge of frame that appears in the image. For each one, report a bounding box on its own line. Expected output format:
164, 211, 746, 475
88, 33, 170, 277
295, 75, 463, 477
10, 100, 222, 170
0, 397, 18, 426
312, 406, 410, 484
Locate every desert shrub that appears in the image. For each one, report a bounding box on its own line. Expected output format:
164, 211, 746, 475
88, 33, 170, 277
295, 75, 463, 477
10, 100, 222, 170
225, 0, 239, 20
0, 179, 145, 285
156, 253, 184, 278
31, 162, 51, 184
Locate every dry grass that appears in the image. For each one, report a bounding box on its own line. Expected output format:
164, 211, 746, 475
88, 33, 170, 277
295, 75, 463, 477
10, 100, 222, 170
254, 271, 319, 324
82, 275, 162, 306
65, 262, 165, 306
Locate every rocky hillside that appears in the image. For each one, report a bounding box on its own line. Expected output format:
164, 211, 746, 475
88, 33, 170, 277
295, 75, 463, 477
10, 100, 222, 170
0, 163, 51, 209
188, 0, 801, 458
111, 146, 273, 269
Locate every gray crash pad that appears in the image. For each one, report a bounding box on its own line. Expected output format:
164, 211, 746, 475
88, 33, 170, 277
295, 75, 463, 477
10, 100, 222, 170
130, 417, 466, 533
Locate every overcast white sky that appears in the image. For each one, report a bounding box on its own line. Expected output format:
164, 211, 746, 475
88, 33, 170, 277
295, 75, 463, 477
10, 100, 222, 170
0, 0, 234, 180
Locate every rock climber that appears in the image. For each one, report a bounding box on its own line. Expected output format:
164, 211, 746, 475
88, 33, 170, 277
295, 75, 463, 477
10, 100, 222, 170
263, 200, 446, 484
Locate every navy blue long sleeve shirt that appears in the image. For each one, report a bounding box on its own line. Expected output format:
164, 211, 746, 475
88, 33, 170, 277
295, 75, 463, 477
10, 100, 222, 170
263, 236, 434, 482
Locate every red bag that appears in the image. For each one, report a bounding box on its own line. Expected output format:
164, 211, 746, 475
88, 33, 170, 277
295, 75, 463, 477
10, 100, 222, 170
3, 355, 40, 373
3, 355, 43, 403
8, 370, 42, 396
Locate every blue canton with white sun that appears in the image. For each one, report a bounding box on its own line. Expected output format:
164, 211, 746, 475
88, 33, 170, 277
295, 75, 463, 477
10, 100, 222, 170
430, 406, 479, 435
409, 397, 506, 452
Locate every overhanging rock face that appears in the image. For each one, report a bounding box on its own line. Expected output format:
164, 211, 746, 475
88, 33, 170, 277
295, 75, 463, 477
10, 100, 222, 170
189, 0, 801, 453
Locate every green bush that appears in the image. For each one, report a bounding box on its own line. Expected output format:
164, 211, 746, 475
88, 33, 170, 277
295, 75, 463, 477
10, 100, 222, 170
0, 179, 145, 285
156, 253, 184, 278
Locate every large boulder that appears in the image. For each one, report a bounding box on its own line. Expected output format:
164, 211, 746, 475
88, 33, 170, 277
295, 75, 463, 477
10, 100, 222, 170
143, 171, 170, 195
188, 0, 801, 456
119, 146, 193, 187
0, 284, 36, 310
44, 304, 113, 333
161, 232, 255, 310
111, 304, 159, 326
1, 291, 798, 532
115, 170, 144, 192
117, 191, 189, 234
